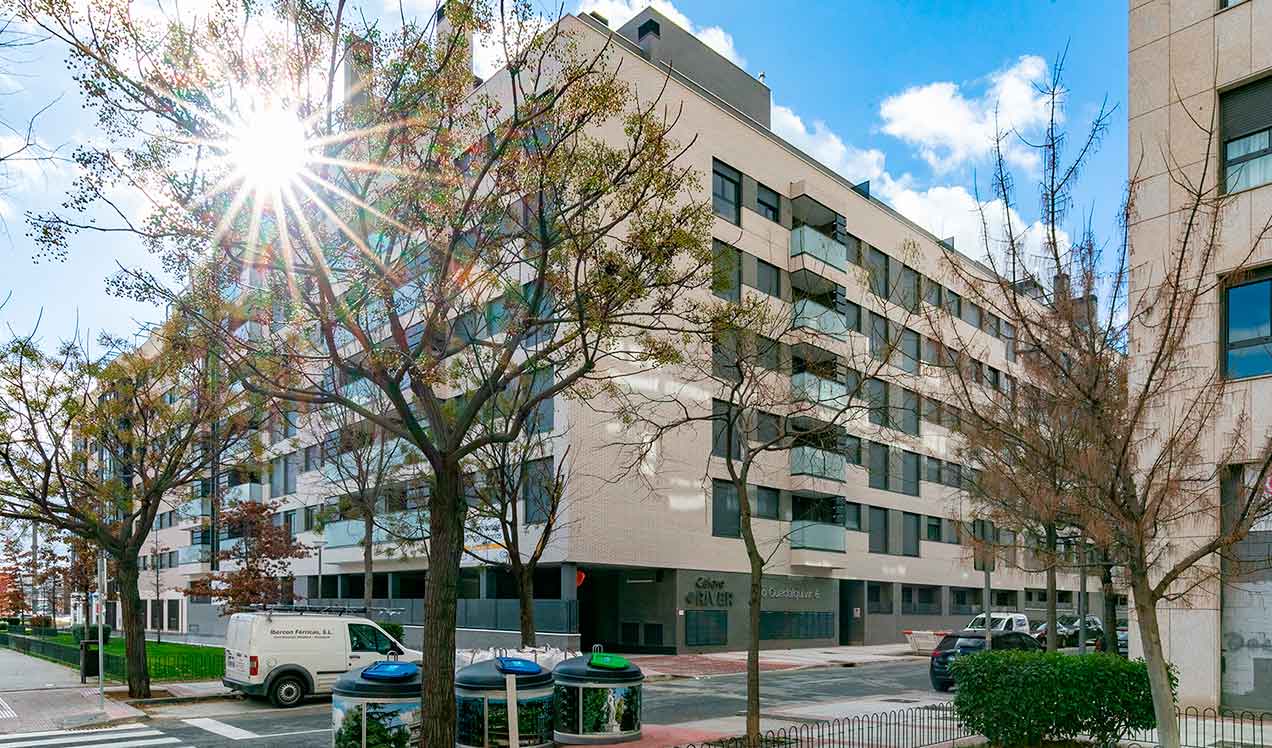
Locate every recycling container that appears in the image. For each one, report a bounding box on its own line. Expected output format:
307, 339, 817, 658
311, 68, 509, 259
552, 652, 643, 744
332, 661, 423, 748
455, 657, 554, 748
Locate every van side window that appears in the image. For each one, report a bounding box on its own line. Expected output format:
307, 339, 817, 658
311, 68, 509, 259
349, 623, 391, 653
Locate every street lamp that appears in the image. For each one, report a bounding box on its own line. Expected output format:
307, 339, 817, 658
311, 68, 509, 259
311, 539, 328, 603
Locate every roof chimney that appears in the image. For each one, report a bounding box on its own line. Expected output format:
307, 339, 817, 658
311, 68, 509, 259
436, 2, 476, 80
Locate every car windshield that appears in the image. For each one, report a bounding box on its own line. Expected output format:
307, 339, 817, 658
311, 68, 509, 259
935, 634, 959, 651
956, 637, 986, 650
967, 615, 1009, 630
1057, 614, 1079, 626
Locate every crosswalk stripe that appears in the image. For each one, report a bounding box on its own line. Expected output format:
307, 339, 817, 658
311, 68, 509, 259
87, 739, 182, 748
181, 717, 257, 739
0, 728, 164, 748
0, 698, 15, 720
0, 724, 150, 741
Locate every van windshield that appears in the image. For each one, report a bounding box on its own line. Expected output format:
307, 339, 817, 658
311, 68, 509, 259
349, 623, 394, 654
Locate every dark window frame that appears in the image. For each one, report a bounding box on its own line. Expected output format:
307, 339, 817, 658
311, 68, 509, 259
756, 183, 781, 222
1223, 268, 1272, 380
712, 159, 742, 224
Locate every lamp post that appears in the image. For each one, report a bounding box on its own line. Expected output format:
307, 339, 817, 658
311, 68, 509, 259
312, 539, 328, 604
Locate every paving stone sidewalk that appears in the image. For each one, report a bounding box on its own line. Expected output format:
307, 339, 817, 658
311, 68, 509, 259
628, 643, 917, 679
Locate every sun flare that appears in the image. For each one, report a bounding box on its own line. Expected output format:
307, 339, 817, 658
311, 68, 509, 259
228, 107, 309, 193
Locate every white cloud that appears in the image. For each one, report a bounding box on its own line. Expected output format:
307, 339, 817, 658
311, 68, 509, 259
573, 0, 746, 68
771, 103, 885, 184
879, 55, 1053, 174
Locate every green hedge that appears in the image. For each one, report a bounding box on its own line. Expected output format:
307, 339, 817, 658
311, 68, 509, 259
951, 651, 1173, 746
378, 621, 405, 643
72, 624, 112, 644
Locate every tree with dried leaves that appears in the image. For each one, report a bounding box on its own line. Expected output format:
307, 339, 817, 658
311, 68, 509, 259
186, 498, 309, 612
941, 60, 1272, 746
0, 309, 261, 698
11, 1, 714, 739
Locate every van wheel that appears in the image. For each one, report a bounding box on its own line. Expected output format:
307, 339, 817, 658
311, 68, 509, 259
269, 675, 306, 708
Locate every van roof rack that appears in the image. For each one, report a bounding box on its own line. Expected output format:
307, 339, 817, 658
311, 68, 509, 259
245, 603, 404, 618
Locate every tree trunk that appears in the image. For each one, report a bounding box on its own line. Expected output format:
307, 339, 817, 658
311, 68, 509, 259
1101, 562, 1119, 655
1131, 574, 1179, 748
745, 552, 762, 742
117, 560, 151, 699
363, 513, 374, 613
517, 565, 537, 648
419, 464, 464, 748
80, 590, 90, 632
1045, 525, 1058, 651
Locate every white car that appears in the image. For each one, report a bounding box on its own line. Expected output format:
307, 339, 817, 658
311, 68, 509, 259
963, 612, 1031, 633
222, 611, 420, 707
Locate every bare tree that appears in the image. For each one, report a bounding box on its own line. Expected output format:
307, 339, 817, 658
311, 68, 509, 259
937, 59, 1272, 746
618, 241, 931, 741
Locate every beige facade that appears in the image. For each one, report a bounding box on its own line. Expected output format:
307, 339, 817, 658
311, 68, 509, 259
125, 7, 1105, 654
1129, 0, 1272, 710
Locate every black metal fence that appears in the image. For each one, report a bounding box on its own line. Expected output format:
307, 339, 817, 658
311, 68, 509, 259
2, 632, 221, 682
676, 704, 971, 748
1128, 705, 1272, 747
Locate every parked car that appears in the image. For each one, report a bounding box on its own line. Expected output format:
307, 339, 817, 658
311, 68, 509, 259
930, 629, 1042, 691
222, 610, 421, 707
963, 612, 1031, 633
1032, 614, 1104, 647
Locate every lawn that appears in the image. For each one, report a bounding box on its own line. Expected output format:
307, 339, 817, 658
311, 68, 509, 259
45, 634, 225, 681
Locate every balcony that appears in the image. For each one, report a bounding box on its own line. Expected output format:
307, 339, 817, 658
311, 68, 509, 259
179, 497, 212, 521
790, 520, 846, 552
320, 439, 418, 485
790, 445, 845, 482
177, 545, 210, 566
790, 226, 847, 271
791, 371, 850, 410
224, 482, 263, 504
324, 510, 427, 549
793, 297, 849, 340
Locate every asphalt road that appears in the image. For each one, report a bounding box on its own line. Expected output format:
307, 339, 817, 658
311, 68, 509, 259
22, 659, 934, 748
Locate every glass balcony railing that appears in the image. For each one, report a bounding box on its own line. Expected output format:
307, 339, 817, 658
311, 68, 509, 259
793, 298, 849, 340
790, 225, 847, 271
791, 371, 850, 410
790, 520, 846, 552
324, 510, 427, 549
790, 445, 845, 481
224, 482, 263, 504
179, 497, 212, 521
320, 438, 419, 484
177, 545, 210, 565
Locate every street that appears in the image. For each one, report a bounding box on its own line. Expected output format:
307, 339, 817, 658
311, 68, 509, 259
0, 660, 936, 748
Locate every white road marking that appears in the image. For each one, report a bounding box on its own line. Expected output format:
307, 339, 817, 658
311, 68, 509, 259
249, 727, 331, 739
0, 698, 15, 720
0, 724, 149, 740
0, 728, 175, 748
181, 717, 258, 739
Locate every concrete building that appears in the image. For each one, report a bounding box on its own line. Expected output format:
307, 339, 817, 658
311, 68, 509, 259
122, 7, 1109, 653
1129, 0, 1272, 710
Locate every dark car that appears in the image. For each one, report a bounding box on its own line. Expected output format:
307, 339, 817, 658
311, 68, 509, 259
1033, 614, 1104, 647
930, 629, 1042, 691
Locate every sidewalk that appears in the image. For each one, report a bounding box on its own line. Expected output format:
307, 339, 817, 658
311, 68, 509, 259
628, 643, 918, 679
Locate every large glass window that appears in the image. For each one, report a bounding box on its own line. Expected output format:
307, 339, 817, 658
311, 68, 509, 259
901, 451, 921, 496
844, 502, 862, 530
898, 329, 920, 374
711, 400, 741, 458
712, 160, 741, 224
896, 388, 920, 437
1222, 76, 1272, 192
753, 486, 779, 520
1226, 276, 1272, 379
1226, 129, 1272, 193
895, 265, 919, 310
755, 259, 781, 297
866, 247, 889, 298
902, 512, 921, 556
712, 240, 741, 301
712, 479, 740, 538
926, 516, 943, 542
866, 378, 889, 427
756, 183, 780, 222
686, 610, 728, 646
868, 442, 889, 490
923, 277, 943, 307
868, 506, 889, 553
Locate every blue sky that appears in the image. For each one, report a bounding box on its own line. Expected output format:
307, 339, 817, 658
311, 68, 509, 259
0, 0, 1128, 344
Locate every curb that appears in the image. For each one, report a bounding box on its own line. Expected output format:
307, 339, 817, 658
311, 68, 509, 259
58, 712, 150, 731
125, 692, 242, 707
641, 657, 916, 681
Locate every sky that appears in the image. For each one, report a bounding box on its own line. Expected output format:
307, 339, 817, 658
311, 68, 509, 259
0, 0, 1128, 346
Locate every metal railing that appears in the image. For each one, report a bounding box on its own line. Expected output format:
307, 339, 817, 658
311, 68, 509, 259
676, 704, 970, 748
3, 632, 223, 682
1128, 705, 1272, 747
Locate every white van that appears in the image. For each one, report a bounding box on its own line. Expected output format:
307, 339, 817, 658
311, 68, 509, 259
964, 612, 1031, 633
222, 611, 421, 707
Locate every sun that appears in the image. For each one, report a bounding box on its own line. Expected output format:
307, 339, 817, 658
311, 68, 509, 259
228, 106, 309, 193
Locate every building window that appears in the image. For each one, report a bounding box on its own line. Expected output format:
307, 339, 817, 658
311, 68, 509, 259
866, 247, 889, 298
270, 454, 297, 497
1222, 76, 1272, 193
900, 451, 921, 496
150, 599, 162, 630
753, 486, 779, 520
868, 442, 889, 490
712, 160, 742, 224
868, 312, 890, 361
712, 240, 741, 301
844, 502, 862, 530
844, 301, 861, 334
711, 400, 741, 459
963, 301, 982, 330
868, 506, 889, 553
759, 611, 833, 640
1003, 323, 1016, 363
712, 479, 740, 538
303, 445, 319, 472
843, 434, 862, 466
896, 388, 920, 437
922, 397, 942, 426
866, 582, 892, 614
926, 516, 942, 542
902, 512, 921, 556
522, 457, 555, 525
304, 505, 318, 532
866, 378, 889, 428
756, 183, 780, 222
902, 585, 940, 615
945, 289, 962, 317
686, 609, 728, 646
898, 328, 920, 374
925, 456, 942, 483
755, 259, 781, 297
894, 265, 919, 310
755, 411, 781, 444
755, 335, 781, 370
167, 599, 180, 630
1225, 273, 1272, 379
923, 277, 943, 307
712, 332, 741, 382
943, 461, 963, 489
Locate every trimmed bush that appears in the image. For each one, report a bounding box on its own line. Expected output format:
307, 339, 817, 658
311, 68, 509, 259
28, 615, 52, 628
72, 624, 112, 644
951, 651, 1173, 746
379, 621, 405, 644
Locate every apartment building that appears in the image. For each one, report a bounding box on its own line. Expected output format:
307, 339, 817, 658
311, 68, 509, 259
122, 7, 1107, 654
1128, 0, 1272, 711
